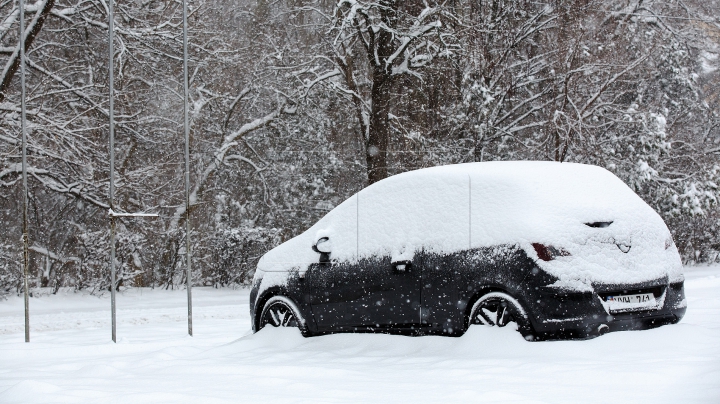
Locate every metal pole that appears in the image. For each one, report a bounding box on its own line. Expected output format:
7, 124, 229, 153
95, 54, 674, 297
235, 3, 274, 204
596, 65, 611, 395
182, 0, 193, 337
108, 0, 117, 343
19, 0, 30, 344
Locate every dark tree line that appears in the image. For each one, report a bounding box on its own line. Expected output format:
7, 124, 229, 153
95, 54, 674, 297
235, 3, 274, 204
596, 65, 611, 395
1, 0, 719, 295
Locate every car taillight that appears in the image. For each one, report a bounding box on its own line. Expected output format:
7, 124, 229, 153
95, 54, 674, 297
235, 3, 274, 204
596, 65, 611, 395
532, 243, 571, 261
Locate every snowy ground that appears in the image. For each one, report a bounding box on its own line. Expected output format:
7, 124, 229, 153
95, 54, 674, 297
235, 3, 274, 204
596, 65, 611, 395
1, 267, 719, 404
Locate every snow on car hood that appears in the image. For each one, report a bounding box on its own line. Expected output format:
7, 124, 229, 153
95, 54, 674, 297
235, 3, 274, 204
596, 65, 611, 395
255, 161, 682, 291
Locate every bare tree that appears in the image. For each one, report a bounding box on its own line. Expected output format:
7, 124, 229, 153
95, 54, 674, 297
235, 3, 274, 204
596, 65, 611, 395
303, 0, 459, 184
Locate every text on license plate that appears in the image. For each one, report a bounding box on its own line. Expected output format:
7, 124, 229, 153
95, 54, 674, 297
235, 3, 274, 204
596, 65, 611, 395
606, 293, 655, 304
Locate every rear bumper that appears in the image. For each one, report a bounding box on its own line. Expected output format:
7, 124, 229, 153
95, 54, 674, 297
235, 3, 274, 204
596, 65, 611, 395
530, 281, 686, 339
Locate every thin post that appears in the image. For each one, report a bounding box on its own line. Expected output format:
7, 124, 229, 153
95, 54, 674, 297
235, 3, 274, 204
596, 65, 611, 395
468, 175, 471, 250
19, 0, 30, 343
108, 0, 117, 343
182, 0, 193, 336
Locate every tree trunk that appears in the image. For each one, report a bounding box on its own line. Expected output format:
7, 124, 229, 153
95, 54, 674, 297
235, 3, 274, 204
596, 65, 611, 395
367, 71, 391, 184
0, 0, 56, 103
365, 1, 398, 185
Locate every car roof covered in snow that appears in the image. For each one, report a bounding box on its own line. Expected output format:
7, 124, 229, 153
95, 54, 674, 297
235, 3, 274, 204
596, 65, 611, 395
256, 161, 679, 288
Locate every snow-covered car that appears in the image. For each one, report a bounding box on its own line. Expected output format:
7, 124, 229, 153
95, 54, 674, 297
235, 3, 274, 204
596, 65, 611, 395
249, 161, 686, 340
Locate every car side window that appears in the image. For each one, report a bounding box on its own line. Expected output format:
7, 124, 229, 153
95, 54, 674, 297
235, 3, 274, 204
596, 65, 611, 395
358, 173, 470, 258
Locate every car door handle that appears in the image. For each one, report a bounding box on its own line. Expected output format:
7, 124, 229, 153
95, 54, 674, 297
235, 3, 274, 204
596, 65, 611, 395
392, 260, 412, 272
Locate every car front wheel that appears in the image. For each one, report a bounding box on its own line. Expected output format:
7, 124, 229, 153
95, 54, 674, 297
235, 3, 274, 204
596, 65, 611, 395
258, 295, 309, 336
469, 291, 535, 341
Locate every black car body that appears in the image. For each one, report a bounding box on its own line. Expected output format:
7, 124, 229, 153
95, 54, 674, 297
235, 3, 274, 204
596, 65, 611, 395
250, 162, 686, 340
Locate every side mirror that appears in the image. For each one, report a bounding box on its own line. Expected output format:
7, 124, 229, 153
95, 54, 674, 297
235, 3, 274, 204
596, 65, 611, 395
312, 237, 331, 254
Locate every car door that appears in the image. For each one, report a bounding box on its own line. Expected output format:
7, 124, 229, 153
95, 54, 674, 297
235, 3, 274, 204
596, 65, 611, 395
421, 252, 462, 334
347, 252, 423, 330
305, 250, 422, 331
353, 171, 469, 334
304, 258, 357, 331
305, 170, 468, 333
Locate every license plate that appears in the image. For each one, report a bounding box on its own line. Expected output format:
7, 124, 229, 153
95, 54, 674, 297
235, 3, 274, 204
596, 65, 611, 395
605, 293, 657, 312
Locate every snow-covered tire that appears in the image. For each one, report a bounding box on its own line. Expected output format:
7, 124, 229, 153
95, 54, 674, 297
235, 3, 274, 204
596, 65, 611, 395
258, 295, 309, 337
469, 291, 536, 341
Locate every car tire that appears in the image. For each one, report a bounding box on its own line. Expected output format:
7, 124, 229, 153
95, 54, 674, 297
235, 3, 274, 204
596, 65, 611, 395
258, 295, 310, 337
469, 291, 536, 341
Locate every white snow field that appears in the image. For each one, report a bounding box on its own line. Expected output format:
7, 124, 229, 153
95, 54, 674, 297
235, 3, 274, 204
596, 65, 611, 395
1, 266, 719, 404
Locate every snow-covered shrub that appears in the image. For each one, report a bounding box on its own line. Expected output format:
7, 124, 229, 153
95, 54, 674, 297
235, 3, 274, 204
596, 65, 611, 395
202, 226, 280, 287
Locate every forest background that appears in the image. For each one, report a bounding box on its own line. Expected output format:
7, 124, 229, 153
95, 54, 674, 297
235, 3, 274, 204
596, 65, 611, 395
1, 0, 719, 294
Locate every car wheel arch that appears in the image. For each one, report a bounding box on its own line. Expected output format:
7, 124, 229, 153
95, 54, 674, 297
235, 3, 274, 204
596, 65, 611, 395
260, 295, 309, 334
463, 286, 535, 331
254, 287, 296, 332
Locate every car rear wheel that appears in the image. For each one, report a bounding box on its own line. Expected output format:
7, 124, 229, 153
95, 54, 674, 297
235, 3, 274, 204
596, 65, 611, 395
470, 291, 535, 340
258, 296, 309, 336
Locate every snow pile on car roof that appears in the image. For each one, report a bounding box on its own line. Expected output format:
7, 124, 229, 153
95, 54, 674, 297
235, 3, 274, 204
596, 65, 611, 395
256, 161, 682, 290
